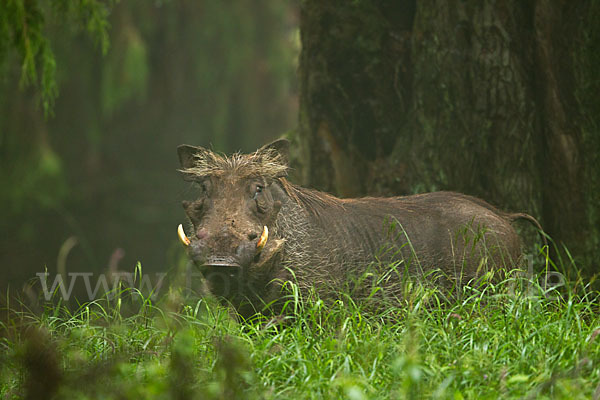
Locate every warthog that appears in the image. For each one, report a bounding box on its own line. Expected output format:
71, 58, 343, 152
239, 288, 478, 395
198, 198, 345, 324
177, 139, 543, 316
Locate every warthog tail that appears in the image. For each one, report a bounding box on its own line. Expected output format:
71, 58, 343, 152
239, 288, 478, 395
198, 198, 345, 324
508, 213, 548, 249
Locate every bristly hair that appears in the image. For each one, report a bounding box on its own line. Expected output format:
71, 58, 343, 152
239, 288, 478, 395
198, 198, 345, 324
278, 177, 345, 216
181, 148, 288, 179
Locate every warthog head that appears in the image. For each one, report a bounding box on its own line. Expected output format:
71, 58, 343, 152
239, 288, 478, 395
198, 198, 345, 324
177, 140, 289, 275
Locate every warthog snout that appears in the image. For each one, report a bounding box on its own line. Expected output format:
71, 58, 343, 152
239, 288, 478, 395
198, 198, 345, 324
179, 224, 268, 268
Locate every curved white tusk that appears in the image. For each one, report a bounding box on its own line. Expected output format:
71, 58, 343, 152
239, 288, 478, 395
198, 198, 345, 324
177, 224, 191, 246
256, 225, 268, 252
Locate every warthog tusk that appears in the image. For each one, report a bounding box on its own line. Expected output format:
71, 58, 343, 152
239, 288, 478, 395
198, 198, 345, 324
256, 225, 268, 252
178, 224, 190, 246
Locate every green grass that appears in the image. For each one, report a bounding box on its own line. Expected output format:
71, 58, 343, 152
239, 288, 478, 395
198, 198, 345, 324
1, 266, 600, 399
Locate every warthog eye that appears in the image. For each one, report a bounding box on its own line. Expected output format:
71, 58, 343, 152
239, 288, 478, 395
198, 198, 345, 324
252, 184, 264, 199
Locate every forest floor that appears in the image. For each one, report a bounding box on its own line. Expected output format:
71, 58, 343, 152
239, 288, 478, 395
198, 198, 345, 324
1, 260, 599, 399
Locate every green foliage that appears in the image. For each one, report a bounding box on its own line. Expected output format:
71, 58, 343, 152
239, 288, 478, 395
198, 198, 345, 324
2, 262, 599, 399
0, 0, 116, 115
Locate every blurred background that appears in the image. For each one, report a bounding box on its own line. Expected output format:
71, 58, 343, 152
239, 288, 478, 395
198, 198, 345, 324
0, 1, 299, 292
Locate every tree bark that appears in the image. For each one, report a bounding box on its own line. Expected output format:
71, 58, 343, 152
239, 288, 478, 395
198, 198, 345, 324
297, 0, 598, 270
533, 1, 587, 261
298, 0, 415, 197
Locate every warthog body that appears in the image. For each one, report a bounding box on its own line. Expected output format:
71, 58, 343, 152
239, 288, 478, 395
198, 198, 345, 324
177, 140, 541, 316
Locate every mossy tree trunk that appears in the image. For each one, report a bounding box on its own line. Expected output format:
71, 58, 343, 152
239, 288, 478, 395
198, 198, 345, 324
297, 0, 599, 270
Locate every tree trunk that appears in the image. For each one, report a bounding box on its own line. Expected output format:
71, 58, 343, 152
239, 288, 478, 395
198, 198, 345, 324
297, 0, 599, 271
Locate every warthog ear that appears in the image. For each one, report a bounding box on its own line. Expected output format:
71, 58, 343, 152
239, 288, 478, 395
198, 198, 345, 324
258, 139, 289, 167
177, 144, 206, 169
177, 144, 212, 181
